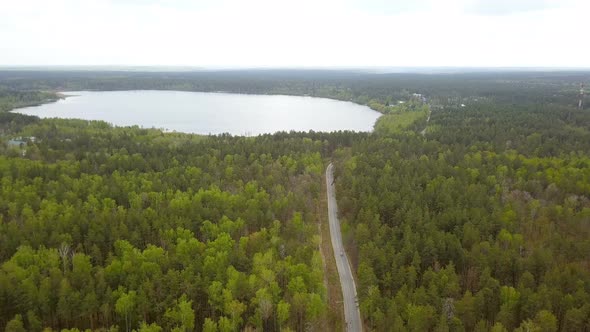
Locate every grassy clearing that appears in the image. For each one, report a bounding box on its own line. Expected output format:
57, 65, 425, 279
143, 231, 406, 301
374, 105, 429, 135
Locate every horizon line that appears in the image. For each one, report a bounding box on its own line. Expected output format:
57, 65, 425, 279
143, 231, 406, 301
1, 65, 590, 74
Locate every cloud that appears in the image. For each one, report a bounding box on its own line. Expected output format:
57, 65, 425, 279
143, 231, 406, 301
0, 0, 588, 67
349, 0, 586, 16
347, 0, 438, 15
465, 0, 583, 16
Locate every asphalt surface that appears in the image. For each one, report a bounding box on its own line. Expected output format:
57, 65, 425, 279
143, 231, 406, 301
326, 163, 362, 332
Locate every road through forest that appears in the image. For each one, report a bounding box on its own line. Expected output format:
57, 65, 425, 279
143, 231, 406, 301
420, 105, 432, 136
326, 163, 362, 332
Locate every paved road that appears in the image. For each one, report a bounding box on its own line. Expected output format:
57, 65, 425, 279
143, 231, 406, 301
326, 163, 362, 332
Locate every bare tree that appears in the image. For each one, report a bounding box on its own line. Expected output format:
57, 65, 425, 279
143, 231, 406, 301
443, 297, 455, 320
58, 243, 71, 274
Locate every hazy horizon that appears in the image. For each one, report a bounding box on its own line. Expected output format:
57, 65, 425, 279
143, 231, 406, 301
1, 65, 590, 74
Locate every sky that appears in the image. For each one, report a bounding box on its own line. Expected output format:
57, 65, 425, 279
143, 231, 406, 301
0, 0, 588, 68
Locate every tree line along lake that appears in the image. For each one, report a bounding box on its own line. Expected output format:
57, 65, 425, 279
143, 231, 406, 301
13, 90, 382, 135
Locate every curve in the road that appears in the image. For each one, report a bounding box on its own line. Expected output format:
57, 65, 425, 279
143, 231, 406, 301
326, 163, 363, 332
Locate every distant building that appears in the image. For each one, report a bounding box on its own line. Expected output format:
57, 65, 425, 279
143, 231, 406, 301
6, 136, 37, 148
7, 139, 26, 149
412, 93, 427, 103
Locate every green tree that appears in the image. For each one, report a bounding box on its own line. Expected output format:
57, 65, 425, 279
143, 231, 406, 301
202, 318, 218, 332
490, 322, 508, 332
534, 310, 557, 332
217, 317, 234, 332
4, 314, 26, 332
277, 300, 290, 330
164, 295, 195, 332
115, 290, 137, 332
406, 304, 436, 332
137, 322, 163, 332
26, 310, 42, 332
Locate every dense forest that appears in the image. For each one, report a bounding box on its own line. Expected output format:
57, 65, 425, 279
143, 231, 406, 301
334, 84, 590, 331
1, 70, 589, 331
1, 70, 588, 113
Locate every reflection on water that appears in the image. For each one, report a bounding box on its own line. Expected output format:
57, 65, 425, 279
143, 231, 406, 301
15, 90, 382, 135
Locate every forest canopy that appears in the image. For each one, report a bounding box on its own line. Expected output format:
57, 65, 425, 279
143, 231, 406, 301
0, 70, 589, 331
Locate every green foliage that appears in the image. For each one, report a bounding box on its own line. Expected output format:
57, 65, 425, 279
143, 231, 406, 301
373, 103, 429, 135
534, 310, 557, 332
334, 81, 590, 330
1, 71, 590, 331
115, 291, 136, 332
0, 114, 332, 331
202, 318, 217, 332
4, 315, 25, 332
0, 89, 59, 113
164, 295, 194, 332
137, 322, 163, 332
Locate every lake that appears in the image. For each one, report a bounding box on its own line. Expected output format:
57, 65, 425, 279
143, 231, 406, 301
15, 90, 381, 135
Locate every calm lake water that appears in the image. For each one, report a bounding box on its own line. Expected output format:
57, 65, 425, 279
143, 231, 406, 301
15, 90, 381, 135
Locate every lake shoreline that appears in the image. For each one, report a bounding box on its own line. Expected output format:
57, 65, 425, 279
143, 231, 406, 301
8, 91, 75, 112
13, 90, 382, 136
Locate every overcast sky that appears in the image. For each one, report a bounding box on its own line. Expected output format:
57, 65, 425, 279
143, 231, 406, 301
1, 0, 588, 68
